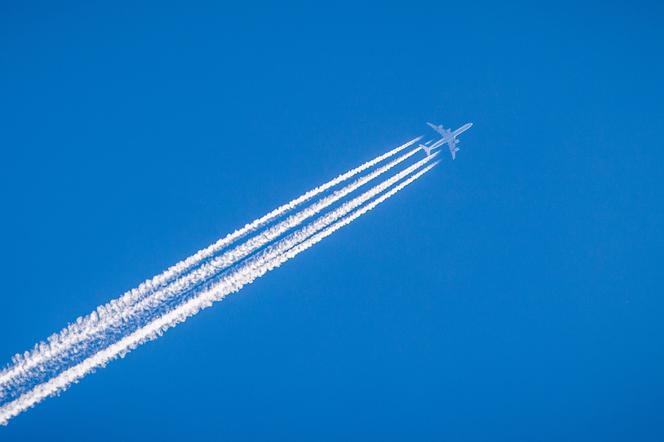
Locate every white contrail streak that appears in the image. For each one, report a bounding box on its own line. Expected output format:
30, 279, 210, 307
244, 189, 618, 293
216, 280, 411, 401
0, 137, 421, 391
283, 162, 440, 267
0, 144, 424, 393
0, 157, 438, 425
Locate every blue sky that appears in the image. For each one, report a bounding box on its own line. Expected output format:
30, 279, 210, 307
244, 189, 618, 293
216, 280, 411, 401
1, 1, 663, 440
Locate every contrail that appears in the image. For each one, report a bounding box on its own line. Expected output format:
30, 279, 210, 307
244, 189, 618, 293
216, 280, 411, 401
1, 148, 432, 402
0, 137, 421, 391
282, 162, 440, 267
0, 155, 438, 426
0, 143, 424, 395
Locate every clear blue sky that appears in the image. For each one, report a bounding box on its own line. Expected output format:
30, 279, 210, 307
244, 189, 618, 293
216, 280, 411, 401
1, 1, 663, 440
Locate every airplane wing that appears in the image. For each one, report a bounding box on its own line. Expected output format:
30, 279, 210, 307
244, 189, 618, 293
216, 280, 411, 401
448, 137, 458, 160
426, 122, 446, 136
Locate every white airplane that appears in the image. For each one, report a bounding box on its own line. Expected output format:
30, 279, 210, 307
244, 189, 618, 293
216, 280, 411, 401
420, 122, 473, 159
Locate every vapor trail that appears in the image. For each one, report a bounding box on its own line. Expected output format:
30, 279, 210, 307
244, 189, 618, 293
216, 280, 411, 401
0, 144, 423, 395
0, 155, 437, 425
0, 137, 420, 392
281, 162, 440, 266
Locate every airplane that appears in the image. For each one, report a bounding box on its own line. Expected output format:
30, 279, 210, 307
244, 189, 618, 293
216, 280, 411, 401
420, 121, 473, 159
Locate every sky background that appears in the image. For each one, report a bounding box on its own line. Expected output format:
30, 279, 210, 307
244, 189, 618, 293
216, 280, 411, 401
1, 1, 663, 440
